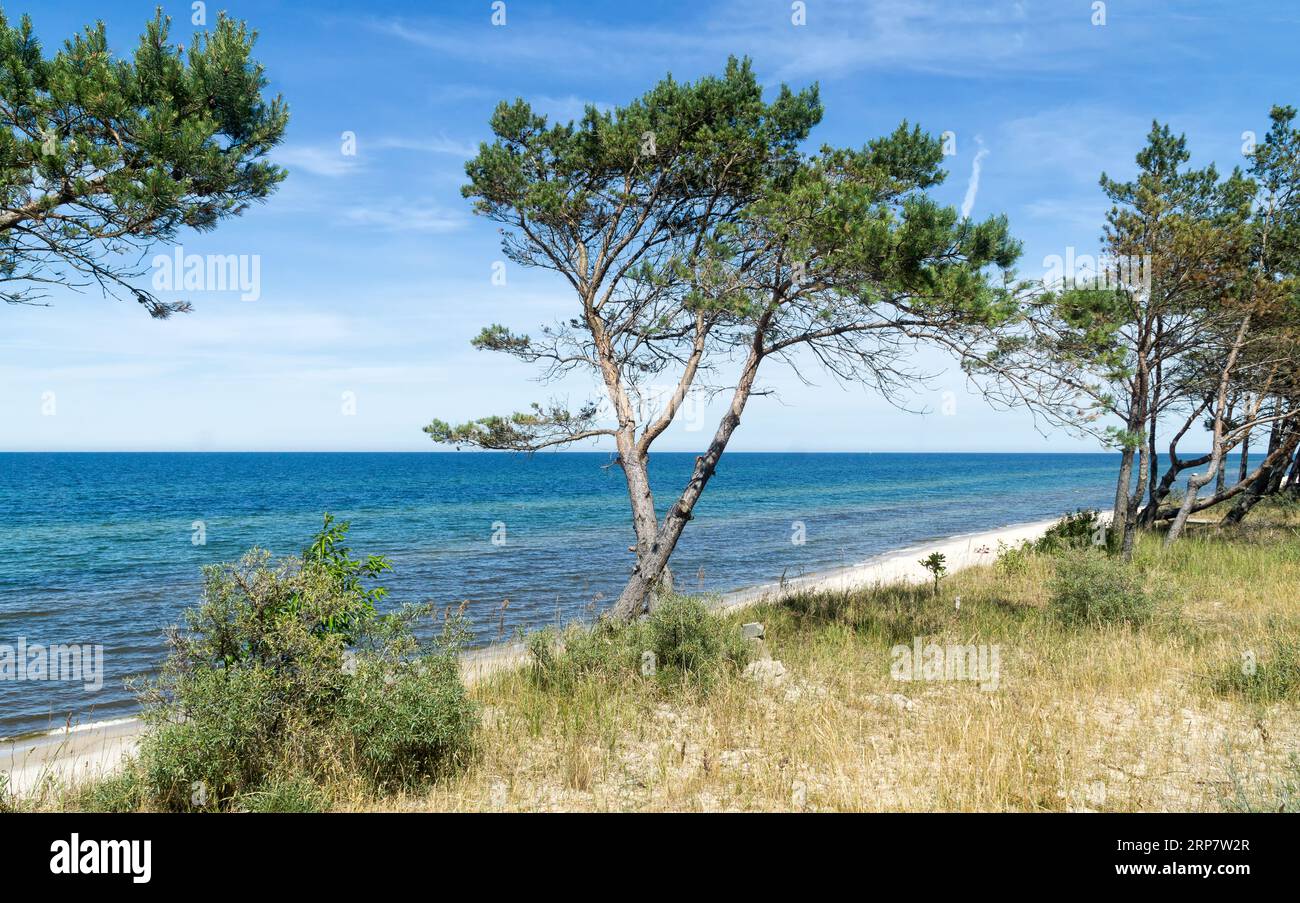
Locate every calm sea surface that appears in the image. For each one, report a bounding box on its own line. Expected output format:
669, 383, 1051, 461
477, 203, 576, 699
0, 451, 1120, 736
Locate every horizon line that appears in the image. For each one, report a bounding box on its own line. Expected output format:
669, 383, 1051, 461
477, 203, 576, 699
1, 448, 1139, 455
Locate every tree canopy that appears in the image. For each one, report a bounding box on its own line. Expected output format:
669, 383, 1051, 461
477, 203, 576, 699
0, 9, 287, 316
428, 58, 1021, 618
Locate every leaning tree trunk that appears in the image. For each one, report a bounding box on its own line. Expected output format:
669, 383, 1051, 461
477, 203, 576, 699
1224, 424, 1299, 524
1168, 312, 1254, 544
1112, 444, 1135, 550
1166, 455, 1222, 543
607, 345, 765, 621
615, 448, 675, 609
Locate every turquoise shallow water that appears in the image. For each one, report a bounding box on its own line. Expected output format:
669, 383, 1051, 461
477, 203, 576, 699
0, 451, 1119, 736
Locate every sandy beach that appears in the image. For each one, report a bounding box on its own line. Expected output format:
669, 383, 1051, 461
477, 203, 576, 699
1, 514, 1069, 799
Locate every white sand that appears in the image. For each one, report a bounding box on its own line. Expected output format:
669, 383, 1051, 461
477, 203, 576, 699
1, 514, 1076, 800
718, 516, 1067, 611
2, 718, 143, 798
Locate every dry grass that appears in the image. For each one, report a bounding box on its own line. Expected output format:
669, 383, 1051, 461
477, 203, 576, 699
361, 505, 1300, 813
19, 503, 1300, 814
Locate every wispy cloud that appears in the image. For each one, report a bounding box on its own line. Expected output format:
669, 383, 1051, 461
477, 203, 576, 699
362, 0, 1116, 85
960, 138, 990, 219
372, 134, 479, 157
344, 202, 466, 233
274, 143, 360, 178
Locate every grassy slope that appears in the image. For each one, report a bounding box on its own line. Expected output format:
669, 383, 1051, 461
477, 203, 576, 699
375, 506, 1300, 812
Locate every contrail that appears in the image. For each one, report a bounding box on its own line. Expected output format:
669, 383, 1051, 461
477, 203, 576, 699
960, 139, 990, 220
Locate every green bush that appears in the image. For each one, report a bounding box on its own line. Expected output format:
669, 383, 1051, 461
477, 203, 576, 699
1048, 548, 1155, 628
133, 515, 476, 810
1212, 636, 1300, 704
62, 767, 148, 813
1034, 509, 1106, 554
341, 652, 477, 788
527, 594, 749, 692
994, 539, 1033, 576
237, 775, 331, 813
647, 594, 748, 679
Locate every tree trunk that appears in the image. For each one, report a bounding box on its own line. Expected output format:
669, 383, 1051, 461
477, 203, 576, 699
1122, 441, 1149, 559
1166, 456, 1221, 543
607, 345, 765, 620
1238, 429, 1251, 488
615, 449, 674, 610
1147, 388, 1160, 515
1112, 445, 1135, 551
1167, 312, 1253, 544
1225, 423, 1299, 524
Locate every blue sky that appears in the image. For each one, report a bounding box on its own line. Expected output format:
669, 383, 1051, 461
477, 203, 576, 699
2, 0, 1295, 452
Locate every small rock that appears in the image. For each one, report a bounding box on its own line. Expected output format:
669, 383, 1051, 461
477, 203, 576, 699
867, 692, 917, 713
743, 658, 787, 688
742, 622, 765, 640
792, 780, 807, 810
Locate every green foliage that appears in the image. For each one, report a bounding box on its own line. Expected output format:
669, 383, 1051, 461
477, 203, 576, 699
918, 552, 947, 595
429, 58, 1021, 454
994, 539, 1034, 576
646, 594, 750, 681
1048, 548, 1155, 628
133, 516, 475, 810
236, 775, 330, 813
1212, 635, 1300, 704
1033, 509, 1107, 553
340, 637, 478, 788
0, 9, 288, 315
63, 766, 147, 813
527, 595, 749, 692
295, 513, 391, 641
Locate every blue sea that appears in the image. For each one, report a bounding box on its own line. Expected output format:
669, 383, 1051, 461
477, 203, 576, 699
0, 451, 1120, 736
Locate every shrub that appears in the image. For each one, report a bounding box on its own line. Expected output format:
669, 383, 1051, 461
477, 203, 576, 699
647, 594, 747, 677
526, 594, 749, 692
918, 552, 947, 595
1048, 548, 1155, 627
237, 775, 331, 813
64, 767, 148, 813
994, 539, 1033, 576
1034, 509, 1106, 554
341, 647, 477, 788
1211, 635, 1300, 704
134, 516, 476, 810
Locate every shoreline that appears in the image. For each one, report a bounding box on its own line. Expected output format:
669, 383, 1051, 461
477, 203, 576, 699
1, 512, 1075, 800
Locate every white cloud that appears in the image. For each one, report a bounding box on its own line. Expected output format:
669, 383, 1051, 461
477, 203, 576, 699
363, 0, 1107, 84
372, 134, 479, 157
960, 139, 990, 219
345, 202, 466, 233
274, 144, 361, 178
